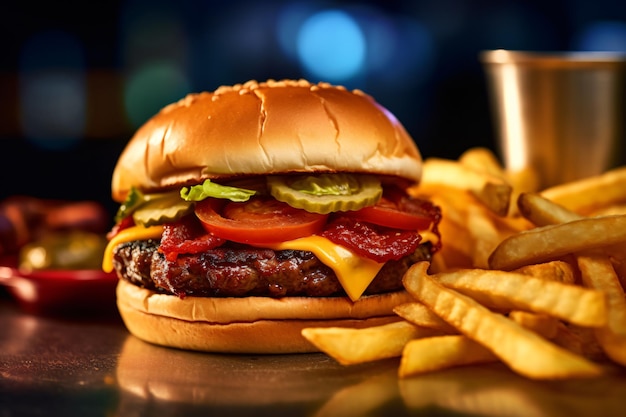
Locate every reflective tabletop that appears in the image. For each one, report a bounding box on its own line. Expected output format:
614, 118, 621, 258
1, 290, 626, 417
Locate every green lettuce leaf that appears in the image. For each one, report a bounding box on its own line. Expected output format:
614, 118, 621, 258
180, 179, 256, 202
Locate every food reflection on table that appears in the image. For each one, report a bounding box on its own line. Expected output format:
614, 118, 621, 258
113, 334, 626, 417
114, 335, 399, 416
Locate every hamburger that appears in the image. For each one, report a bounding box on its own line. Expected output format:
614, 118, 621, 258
102, 79, 442, 353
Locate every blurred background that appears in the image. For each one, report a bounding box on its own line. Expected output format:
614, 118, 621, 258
2, 0, 626, 222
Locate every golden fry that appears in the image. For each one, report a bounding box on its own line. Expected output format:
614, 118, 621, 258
508, 311, 559, 339
399, 335, 497, 378
458, 147, 507, 181
459, 147, 541, 217
550, 322, 584, 356
466, 204, 504, 269
431, 268, 606, 327
587, 203, 626, 216
541, 166, 626, 215
394, 302, 457, 334
301, 321, 440, 366
422, 186, 477, 269
421, 157, 512, 216
577, 253, 626, 366
512, 260, 577, 284
565, 324, 607, 361
505, 166, 541, 195
517, 192, 581, 226
488, 215, 626, 271
403, 262, 603, 379
421, 184, 516, 269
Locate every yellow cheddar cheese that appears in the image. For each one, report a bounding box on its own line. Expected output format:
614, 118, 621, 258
264, 236, 384, 301
102, 225, 164, 273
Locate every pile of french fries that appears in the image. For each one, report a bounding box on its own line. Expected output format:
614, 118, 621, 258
302, 147, 626, 380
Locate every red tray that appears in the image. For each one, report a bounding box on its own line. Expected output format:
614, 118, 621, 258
0, 256, 119, 315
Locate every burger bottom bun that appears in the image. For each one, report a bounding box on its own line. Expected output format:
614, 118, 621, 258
116, 279, 413, 353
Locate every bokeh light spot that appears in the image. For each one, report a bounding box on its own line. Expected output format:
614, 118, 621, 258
18, 31, 86, 149
296, 10, 366, 82
124, 63, 190, 128
574, 21, 626, 52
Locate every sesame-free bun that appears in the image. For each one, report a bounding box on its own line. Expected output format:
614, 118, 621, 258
116, 279, 413, 353
111, 79, 422, 202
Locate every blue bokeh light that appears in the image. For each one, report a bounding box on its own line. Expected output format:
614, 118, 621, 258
296, 10, 366, 83
573, 21, 626, 52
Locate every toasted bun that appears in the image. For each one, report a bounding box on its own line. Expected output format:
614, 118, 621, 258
116, 279, 413, 353
111, 79, 422, 202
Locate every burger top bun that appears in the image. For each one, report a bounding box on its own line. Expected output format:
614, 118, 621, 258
111, 79, 422, 202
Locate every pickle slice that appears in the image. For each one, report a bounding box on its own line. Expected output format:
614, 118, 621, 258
268, 174, 382, 214
132, 192, 194, 227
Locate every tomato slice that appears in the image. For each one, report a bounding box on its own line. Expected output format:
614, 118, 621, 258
195, 197, 328, 244
345, 193, 440, 231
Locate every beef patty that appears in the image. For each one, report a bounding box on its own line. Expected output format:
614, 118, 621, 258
112, 240, 432, 298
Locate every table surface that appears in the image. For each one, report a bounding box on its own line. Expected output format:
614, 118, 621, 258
2, 290, 626, 417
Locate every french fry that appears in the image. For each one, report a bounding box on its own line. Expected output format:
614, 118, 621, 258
430, 268, 606, 327
517, 192, 581, 226
505, 166, 541, 195
429, 250, 451, 274
512, 260, 577, 284
304, 149, 626, 382
399, 310, 566, 378
516, 191, 626, 289
508, 311, 559, 339
458, 147, 508, 181
587, 203, 626, 216
541, 166, 626, 215
399, 310, 573, 378
550, 322, 585, 356
421, 186, 478, 269
488, 215, 626, 271
610, 256, 626, 290
421, 157, 512, 216
399, 335, 497, 377
420, 184, 517, 269
466, 204, 503, 269
459, 147, 540, 217
403, 262, 603, 379
565, 324, 607, 361
301, 321, 441, 366
394, 302, 458, 334
576, 253, 626, 366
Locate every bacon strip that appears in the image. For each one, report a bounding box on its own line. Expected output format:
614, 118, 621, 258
159, 215, 225, 261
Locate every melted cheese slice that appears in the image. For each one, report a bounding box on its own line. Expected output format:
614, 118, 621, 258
264, 236, 384, 302
102, 225, 440, 302
102, 225, 164, 273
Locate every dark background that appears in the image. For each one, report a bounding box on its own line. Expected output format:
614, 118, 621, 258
1, 0, 626, 221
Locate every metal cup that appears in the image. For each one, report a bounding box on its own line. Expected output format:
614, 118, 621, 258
481, 49, 626, 189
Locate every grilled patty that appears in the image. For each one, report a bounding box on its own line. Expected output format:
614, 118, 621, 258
112, 240, 432, 298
